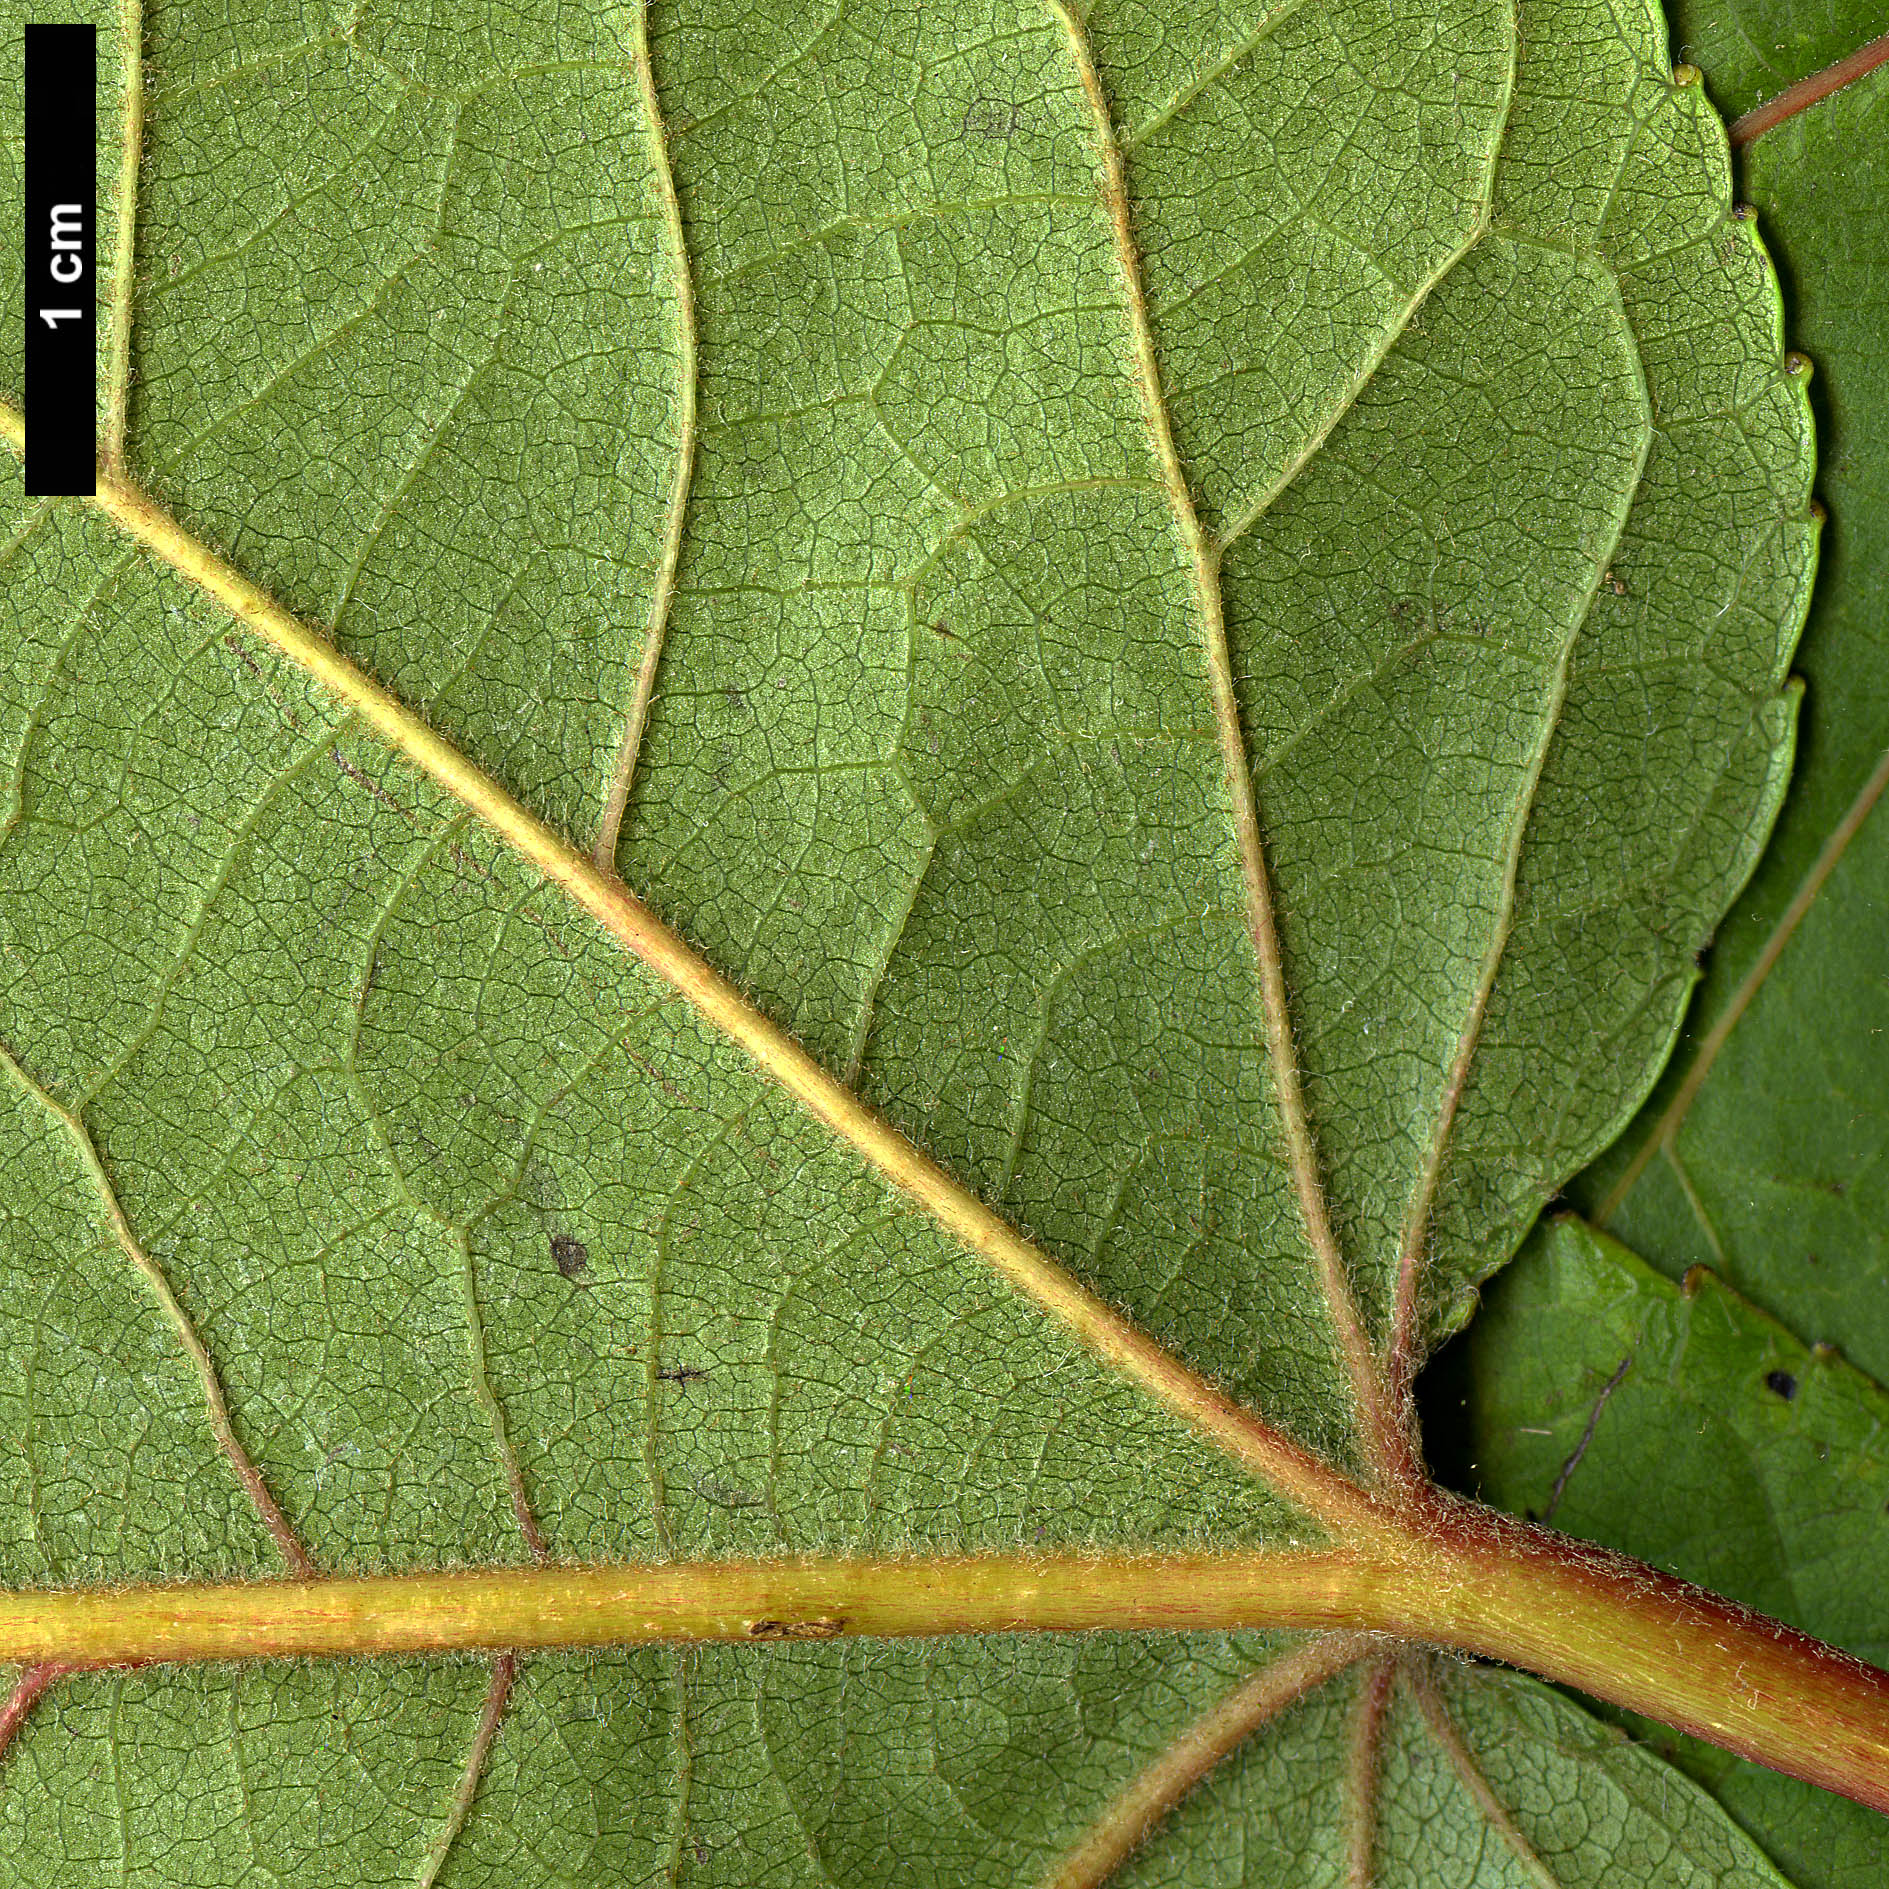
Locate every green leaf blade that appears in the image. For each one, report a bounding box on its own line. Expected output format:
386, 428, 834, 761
0, 0, 1844, 1878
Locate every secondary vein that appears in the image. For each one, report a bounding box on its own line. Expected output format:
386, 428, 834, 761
1343, 1655, 1396, 1889
1386, 267, 1652, 1419
593, 7, 699, 872
0, 405, 1376, 1536
1038, 1633, 1374, 1889
104, 0, 146, 468
1597, 735, 1889, 1221
416, 1654, 517, 1889
1409, 1665, 1565, 1889
0, 1660, 81, 1769
0, 1040, 313, 1576
1044, 0, 1394, 1473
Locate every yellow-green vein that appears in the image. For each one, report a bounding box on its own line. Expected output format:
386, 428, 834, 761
1044, 0, 1396, 1477
0, 404, 1377, 1536
104, 0, 145, 468
0, 1039, 312, 1577
594, 5, 699, 872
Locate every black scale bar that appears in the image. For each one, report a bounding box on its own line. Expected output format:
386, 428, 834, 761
23, 23, 97, 497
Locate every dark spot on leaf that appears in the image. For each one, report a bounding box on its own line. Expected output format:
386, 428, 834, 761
694, 1476, 764, 1510
658, 1364, 709, 1388
959, 97, 1030, 141
1764, 1369, 1798, 1401
550, 1234, 588, 1281
745, 1617, 843, 1640
1542, 1354, 1631, 1521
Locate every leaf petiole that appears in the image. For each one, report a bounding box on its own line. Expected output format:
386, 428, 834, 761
2, 1490, 1886, 1816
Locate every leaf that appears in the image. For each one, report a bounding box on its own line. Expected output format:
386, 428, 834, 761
1577, 56, 1889, 1383
1451, 58, 1889, 1886
0, 0, 1835, 1880
1667, 0, 1889, 122
1443, 1217, 1889, 1889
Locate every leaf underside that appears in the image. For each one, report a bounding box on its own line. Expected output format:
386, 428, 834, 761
1579, 58, 1889, 1383
0, 0, 1819, 1880
1450, 58, 1889, 1889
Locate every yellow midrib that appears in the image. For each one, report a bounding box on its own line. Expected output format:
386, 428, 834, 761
0, 400, 1373, 1541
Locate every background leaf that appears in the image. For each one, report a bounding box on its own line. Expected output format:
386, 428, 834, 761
1668, 0, 1888, 120
1443, 1219, 1889, 1888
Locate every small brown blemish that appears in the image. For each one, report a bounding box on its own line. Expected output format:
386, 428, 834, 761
1680, 1263, 1715, 1299
1541, 1354, 1632, 1523
1602, 569, 1628, 597
550, 1234, 588, 1281
745, 1617, 843, 1640
658, 1364, 709, 1388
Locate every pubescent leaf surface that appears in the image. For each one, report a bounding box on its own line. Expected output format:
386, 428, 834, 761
1577, 58, 1889, 1383
1455, 59, 1889, 1887
0, 0, 1820, 1879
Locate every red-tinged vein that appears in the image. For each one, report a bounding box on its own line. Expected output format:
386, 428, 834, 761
0, 407, 1378, 1536
0, 1661, 81, 1770
104, 0, 145, 468
1732, 32, 1889, 146
0, 1041, 314, 1577
1344, 1656, 1395, 1887
1597, 737, 1889, 1221
454, 1229, 549, 1560
1037, 1634, 1375, 1889
416, 1654, 516, 1889
1043, 0, 1396, 1479
1409, 1665, 1564, 1888
594, 5, 698, 872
